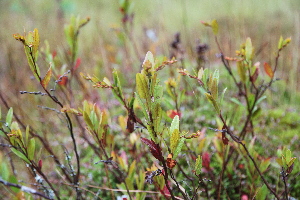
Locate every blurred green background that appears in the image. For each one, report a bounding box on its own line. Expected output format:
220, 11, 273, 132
1, 0, 300, 98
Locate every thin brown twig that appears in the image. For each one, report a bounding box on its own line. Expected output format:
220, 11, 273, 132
219, 114, 280, 200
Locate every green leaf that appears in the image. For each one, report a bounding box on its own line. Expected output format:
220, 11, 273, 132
83, 111, 93, 129
194, 155, 202, 175
255, 184, 268, 200
27, 138, 35, 161
248, 93, 256, 108
202, 68, 210, 89
245, 37, 253, 62
152, 103, 162, 133
127, 160, 136, 180
211, 19, 219, 35
205, 93, 220, 114
173, 137, 185, 159
285, 149, 292, 163
170, 115, 180, 136
230, 98, 244, 107
41, 65, 52, 88
8, 175, 20, 193
135, 92, 150, 122
11, 148, 30, 164
146, 124, 157, 143
112, 70, 122, 91
1, 162, 9, 180
154, 84, 163, 104
6, 108, 13, 126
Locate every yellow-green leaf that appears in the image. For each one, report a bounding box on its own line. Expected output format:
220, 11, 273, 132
278, 36, 283, 50
287, 157, 296, 167
136, 73, 148, 99
211, 19, 219, 35
282, 37, 291, 48
32, 28, 40, 60
276, 157, 283, 166
259, 158, 270, 172
237, 61, 246, 83
205, 93, 220, 114
170, 129, 179, 154
210, 78, 218, 100
194, 155, 202, 175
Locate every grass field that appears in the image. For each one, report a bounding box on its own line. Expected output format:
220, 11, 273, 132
0, 0, 299, 199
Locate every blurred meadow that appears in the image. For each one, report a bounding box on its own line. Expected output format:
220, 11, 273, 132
0, 0, 300, 199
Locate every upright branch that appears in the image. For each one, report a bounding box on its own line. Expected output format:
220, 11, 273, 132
13, 28, 82, 199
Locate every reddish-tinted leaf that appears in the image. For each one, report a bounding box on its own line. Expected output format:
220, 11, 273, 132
264, 62, 274, 78
58, 75, 68, 86
52, 50, 57, 59
159, 184, 171, 199
167, 110, 182, 119
202, 152, 211, 171
38, 159, 43, 169
73, 58, 81, 71
287, 163, 294, 174
141, 137, 163, 161
41, 66, 52, 88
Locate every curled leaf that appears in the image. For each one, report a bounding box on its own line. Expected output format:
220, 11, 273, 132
166, 154, 177, 169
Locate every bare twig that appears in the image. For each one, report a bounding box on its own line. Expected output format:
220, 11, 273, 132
0, 177, 52, 199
